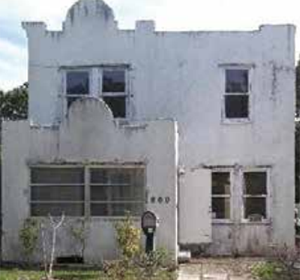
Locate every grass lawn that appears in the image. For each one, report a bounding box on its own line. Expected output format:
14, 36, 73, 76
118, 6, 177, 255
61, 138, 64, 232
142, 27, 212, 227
0, 268, 101, 280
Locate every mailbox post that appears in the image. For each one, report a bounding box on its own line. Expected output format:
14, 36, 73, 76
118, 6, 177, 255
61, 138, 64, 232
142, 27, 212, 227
141, 211, 159, 254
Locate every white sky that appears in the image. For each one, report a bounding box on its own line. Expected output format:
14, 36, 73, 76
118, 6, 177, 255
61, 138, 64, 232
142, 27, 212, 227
1, 0, 300, 90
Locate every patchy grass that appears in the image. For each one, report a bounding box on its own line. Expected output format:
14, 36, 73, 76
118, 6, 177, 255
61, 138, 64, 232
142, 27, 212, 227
0, 268, 100, 280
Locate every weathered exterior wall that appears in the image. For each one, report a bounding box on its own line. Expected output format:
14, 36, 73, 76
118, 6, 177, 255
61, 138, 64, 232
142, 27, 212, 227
2, 0, 295, 258
2, 98, 178, 262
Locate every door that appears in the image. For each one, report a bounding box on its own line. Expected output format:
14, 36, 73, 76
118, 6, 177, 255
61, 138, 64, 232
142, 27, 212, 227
179, 167, 212, 244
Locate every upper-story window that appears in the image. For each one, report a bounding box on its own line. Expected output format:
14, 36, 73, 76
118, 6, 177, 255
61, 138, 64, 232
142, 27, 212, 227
66, 70, 90, 108
64, 67, 128, 118
102, 69, 126, 118
224, 68, 250, 120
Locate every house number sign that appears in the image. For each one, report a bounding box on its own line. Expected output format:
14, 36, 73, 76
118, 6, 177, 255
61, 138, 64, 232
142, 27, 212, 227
149, 196, 170, 204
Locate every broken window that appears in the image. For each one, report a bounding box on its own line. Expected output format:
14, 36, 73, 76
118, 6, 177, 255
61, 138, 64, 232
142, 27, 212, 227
102, 69, 127, 118
90, 168, 144, 216
243, 171, 267, 220
66, 71, 90, 108
212, 172, 231, 219
30, 167, 85, 216
224, 69, 249, 119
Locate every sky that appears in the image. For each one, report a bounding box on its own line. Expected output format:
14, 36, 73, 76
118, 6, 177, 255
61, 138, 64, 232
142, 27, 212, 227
1, 0, 300, 91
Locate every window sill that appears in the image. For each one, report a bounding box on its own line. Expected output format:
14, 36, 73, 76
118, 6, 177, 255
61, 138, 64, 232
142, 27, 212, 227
240, 220, 271, 225
221, 118, 252, 125
212, 220, 234, 225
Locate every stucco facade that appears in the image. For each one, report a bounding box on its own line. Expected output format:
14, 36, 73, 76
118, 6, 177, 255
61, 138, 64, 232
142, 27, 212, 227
1, 0, 296, 262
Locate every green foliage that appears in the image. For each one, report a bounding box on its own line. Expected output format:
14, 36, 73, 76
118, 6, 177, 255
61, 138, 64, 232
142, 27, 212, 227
69, 219, 89, 258
251, 262, 279, 280
0, 268, 99, 280
114, 213, 141, 259
102, 249, 177, 280
19, 218, 40, 259
0, 82, 28, 121
110, 214, 176, 280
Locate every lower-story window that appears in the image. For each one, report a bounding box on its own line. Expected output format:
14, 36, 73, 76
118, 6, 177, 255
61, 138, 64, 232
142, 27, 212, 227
243, 171, 268, 221
30, 165, 145, 217
90, 168, 145, 216
211, 171, 231, 220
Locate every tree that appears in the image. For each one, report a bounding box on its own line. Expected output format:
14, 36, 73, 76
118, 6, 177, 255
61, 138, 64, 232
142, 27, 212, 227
0, 82, 28, 121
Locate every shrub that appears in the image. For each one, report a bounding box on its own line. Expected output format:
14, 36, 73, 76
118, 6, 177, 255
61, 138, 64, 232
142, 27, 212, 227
19, 218, 40, 259
114, 213, 141, 259
251, 262, 279, 280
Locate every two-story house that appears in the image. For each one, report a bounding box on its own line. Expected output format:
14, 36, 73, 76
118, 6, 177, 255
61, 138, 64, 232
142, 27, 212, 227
1, 0, 296, 263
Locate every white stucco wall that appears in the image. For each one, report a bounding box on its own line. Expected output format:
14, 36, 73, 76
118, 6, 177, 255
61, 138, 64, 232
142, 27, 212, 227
2, 0, 295, 258
2, 98, 178, 262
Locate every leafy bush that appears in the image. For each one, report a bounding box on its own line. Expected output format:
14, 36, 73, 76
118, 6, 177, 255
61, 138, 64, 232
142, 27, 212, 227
19, 218, 40, 259
114, 213, 141, 259
251, 262, 279, 280
108, 214, 177, 280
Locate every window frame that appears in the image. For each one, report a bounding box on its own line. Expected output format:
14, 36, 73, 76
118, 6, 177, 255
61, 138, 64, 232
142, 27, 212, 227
241, 168, 271, 223
211, 169, 234, 223
99, 67, 129, 119
62, 66, 129, 119
221, 64, 253, 124
89, 165, 145, 217
29, 165, 85, 217
63, 68, 92, 112
29, 164, 145, 218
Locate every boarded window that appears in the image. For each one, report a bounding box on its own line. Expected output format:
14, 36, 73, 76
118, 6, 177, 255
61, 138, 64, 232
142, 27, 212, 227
102, 69, 127, 118
66, 71, 89, 108
224, 69, 249, 119
90, 168, 144, 216
243, 172, 267, 220
30, 167, 84, 217
212, 172, 231, 219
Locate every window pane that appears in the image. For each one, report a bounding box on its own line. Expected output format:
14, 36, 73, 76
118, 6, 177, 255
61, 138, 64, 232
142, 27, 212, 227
31, 168, 84, 184
90, 168, 144, 216
225, 95, 249, 119
31, 185, 84, 201
102, 70, 125, 92
103, 96, 126, 118
212, 172, 230, 195
244, 172, 267, 195
91, 168, 136, 184
31, 203, 84, 216
212, 197, 230, 219
66, 71, 89, 95
244, 198, 266, 219
212, 198, 230, 219
226, 69, 248, 93
91, 185, 144, 201
91, 202, 143, 216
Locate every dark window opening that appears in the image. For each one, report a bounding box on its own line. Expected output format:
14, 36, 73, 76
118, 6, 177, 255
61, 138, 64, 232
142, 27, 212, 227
243, 171, 267, 220
102, 70, 125, 93
212, 172, 231, 219
103, 96, 126, 118
226, 69, 248, 93
225, 95, 249, 119
66, 72, 89, 95
66, 71, 89, 108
